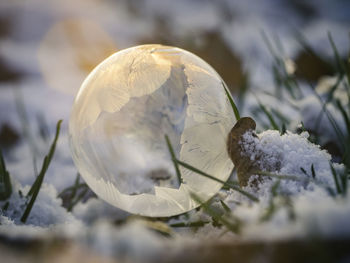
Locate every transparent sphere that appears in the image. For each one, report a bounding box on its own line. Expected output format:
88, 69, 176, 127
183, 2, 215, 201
69, 44, 234, 217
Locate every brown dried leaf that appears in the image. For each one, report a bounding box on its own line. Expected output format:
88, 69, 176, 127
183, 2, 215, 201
227, 117, 260, 187
227, 117, 283, 187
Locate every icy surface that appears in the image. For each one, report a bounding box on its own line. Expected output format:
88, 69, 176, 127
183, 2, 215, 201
69, 44, 235, 216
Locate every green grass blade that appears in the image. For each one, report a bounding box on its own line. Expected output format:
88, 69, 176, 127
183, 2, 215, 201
68, 187, 89, 212
176, 159, 259, 202
311, 164, 316, 179
336, 99, 350, 134
328, 32, 347, 75
261, 31, 302, 99
340, 167, 348, 197
330, 162, 341, 194
57, 183, 88, 198
326, 75, 343, 103
271, 179, 281, 197
314, 75, 343, 134
21, 120, 62, 223
258, 103, 279, 130
271, 108, 290, 125
69, 173, 81, 200
280, 123, 287, 135
312, 89, 347, 146
59, 173, 84, 211
2, 201, 9, 211
299, 121, 306, 132
300, 167, 308, 176
328, 32, 350, 103
223, 81, 240, 121
260, 180, 280, 222
169, 221, 210, 228
164, 135, 183, 186
261, 30, 282, 65
256, 171, 307, 182
27, 174, 39, 197
220, 200, 231, 213
14, 88, 39, 174
27, 121, 63, 197
0, 150, 12, 200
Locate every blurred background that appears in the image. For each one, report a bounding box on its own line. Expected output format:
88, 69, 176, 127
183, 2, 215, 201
0, 0, 349, 114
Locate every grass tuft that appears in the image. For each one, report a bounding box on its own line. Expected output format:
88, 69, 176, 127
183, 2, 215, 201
58, 173, 90, 212
190, 192, 241, 234
68, 187, 89, 212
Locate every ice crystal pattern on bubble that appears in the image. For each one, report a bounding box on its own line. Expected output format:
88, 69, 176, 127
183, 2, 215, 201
69, 45, 235, 217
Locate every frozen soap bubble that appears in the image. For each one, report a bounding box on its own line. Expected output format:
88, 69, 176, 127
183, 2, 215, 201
69, 44, 235, 217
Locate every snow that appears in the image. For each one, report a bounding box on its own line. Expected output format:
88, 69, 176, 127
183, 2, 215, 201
227, 188, 350, 241
0, 181, 80, 227
243, 129, 335, 190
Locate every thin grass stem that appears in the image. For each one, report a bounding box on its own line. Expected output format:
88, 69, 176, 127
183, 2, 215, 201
176, 159, 259, 202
